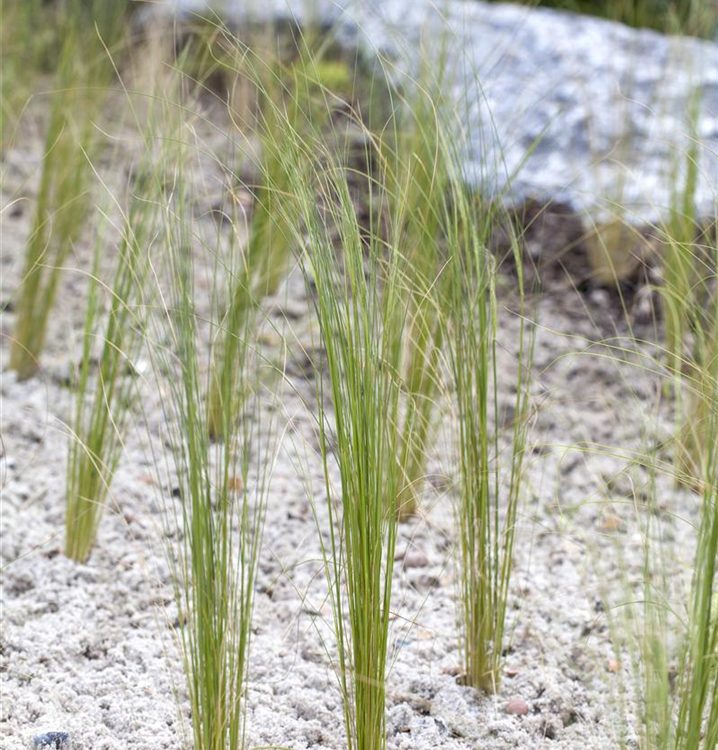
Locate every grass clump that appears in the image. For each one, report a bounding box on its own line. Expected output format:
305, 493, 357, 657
382, 67, 449, 519
65, 169, 157, 563
610, 398, 717, 750
206, 64, 297, 440
205, 31, 342, 440
148, 144, 272, 750
9, 0, 126, 380
658, 96, 715, 485
444, 171, 531, 693
675, 455, 718, 749
666, 236, 716, 486
282, 119, 408, 749
0, 0, 58, 146
601, 224, 716, 749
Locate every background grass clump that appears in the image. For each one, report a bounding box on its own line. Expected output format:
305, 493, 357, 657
65, 164, 158, 563
8, 0, 128, 380
491, 0, 718, 37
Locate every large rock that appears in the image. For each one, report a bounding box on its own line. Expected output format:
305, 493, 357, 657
161, 0, 718, 224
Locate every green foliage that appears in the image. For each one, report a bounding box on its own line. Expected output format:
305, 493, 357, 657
13, 5, 717, 745
280, 116, 407, 748
9, 0, 127, 379
675, 448, 718, 749
609, 416, 717, 750
604, 225, 717, 750
1, 0, 63, 147
491, 0, 718, 37
662, 89, 702, 379
443, 175, 531, 692
65, 171, 157, 562
151, 163, 269, 750
381, 63, 449, 518
206, 35, 339, 440
659, 90, 715, 486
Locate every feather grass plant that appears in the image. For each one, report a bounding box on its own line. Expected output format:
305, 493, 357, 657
599, 221, 717, 749
147, 141, 273, 750
443, 165, 531, 693
661, 88, 703, 385
0, 0, 57, 147
279, 115, 408, 749
382, 63, 449, 519
65, 168, 158, 562
9, 0, 126, 380
608, 376, 717, 750
206, 33, 339, 440
674, 439, 718, 750
206, 72, 297, 440
659, 93, 716, 486
669, 245, 716, 486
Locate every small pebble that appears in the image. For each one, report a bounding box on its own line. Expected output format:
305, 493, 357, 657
403, 551, 430, 569
599, 514, 622, 532
227, 475, 243, 492
504, 698, 529, 716
33, 732, 69, 749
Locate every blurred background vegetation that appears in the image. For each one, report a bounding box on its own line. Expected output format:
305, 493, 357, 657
492, 0, 718, 36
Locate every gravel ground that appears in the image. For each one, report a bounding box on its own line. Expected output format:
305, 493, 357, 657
1, 81, 704, 750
